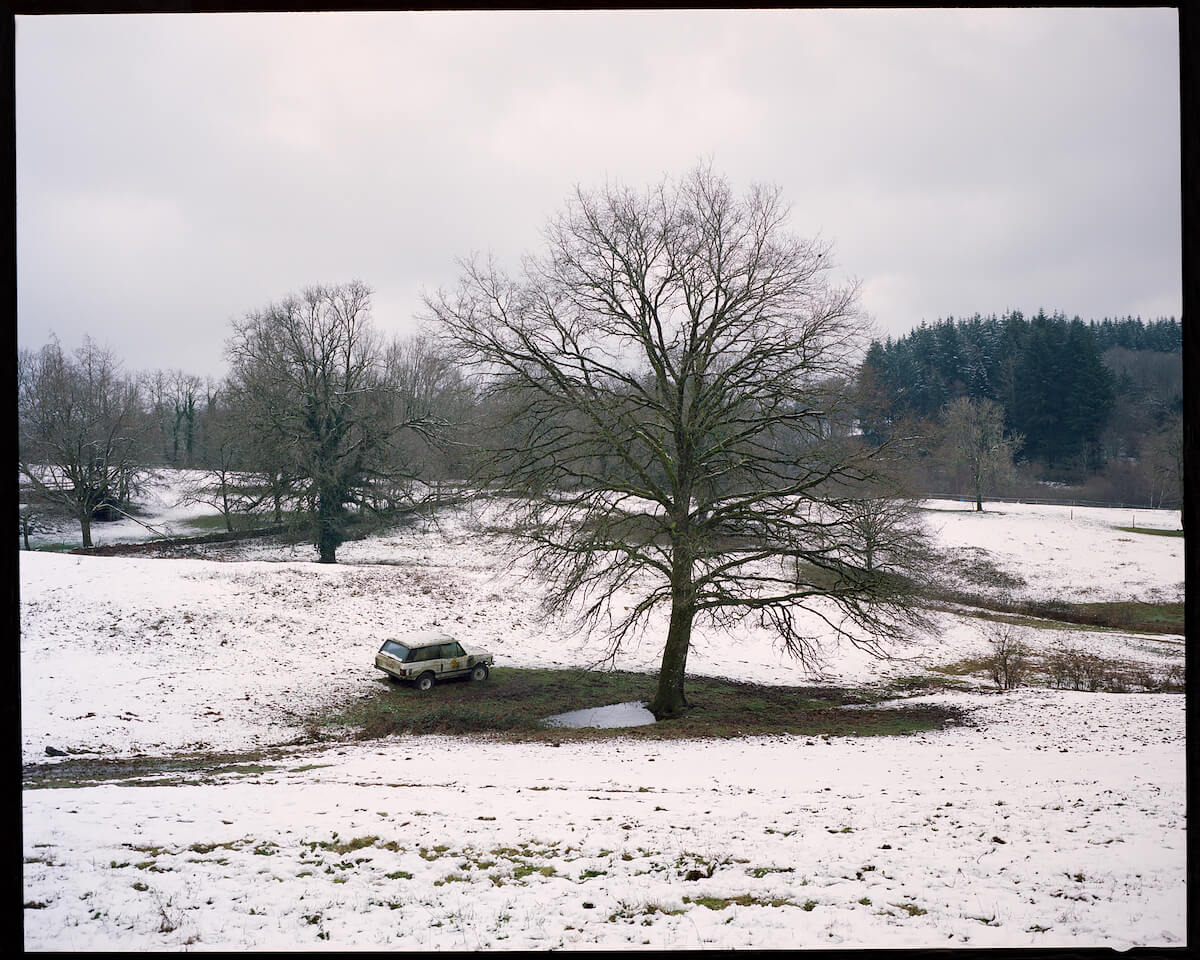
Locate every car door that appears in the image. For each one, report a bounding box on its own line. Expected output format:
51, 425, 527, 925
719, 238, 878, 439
441, 642, 466, 677
414, 644, 442, 678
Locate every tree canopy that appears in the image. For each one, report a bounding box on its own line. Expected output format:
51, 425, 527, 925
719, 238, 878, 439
428, 166, 932, 717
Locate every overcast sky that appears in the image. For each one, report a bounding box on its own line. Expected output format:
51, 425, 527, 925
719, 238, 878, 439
16, 8, 1181, 380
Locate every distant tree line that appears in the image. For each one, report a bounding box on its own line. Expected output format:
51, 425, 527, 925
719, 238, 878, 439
858, 311, 1182, 506
20, 302, 1182, 557
17, 288, 474, 556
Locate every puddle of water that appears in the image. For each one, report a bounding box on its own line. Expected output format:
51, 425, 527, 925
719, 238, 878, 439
542, 701, 657, 729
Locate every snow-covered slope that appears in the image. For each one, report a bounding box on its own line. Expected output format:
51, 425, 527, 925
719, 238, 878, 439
19, 481, 1187, 949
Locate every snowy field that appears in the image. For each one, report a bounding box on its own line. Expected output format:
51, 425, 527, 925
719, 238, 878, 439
19, 468, 221, 547
20, 475, 1186, 949
924, 498, 1184, 604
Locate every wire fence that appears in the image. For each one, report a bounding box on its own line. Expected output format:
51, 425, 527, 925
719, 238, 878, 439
925, 493, 1181, 512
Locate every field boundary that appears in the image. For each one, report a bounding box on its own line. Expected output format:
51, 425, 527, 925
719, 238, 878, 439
925, 493, 1182, 513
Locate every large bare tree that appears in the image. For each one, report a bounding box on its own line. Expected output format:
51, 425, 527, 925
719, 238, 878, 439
18, 337, 147, 547
428, 166, 933, 718
226, 281, 441, 562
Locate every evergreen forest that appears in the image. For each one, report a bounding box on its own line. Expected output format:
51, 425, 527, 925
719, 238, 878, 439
857, 312, 1182, 504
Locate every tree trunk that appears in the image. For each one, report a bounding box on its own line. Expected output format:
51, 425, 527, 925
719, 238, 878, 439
315, 488, 342, 563
648, 541, 695, 719
79, 511, 92, 549
317, 532, 338, 563
648, 598, 694, 719
221, 481, 233, 533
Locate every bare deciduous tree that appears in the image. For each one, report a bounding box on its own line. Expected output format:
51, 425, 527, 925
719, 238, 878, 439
377, 335, 474, 505
840, 487, 931, 575
18, 337, 147, 548
226, 281, 441, 562
18, 501, 56, 550
428, 166, 934, 718
176, 395, 263, 533
1144, 413, 1183, 509
941, 396, 1022, 511
141, 368, 204, 466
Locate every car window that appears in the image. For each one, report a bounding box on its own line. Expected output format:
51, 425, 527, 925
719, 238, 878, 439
415, 646, 440, 662
381, 640, 411, 660
439, 643, 461, 660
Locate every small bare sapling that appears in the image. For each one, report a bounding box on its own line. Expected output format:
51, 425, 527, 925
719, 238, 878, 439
982, 620, 1031, 690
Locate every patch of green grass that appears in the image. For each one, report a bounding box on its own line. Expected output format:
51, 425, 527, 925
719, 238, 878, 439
938, 606, 1118, 635
513, 863, 557, 880
607, 901, 687, 921
181, 511, 308, 534
690, 896, 733, 911
306, 666, 966, 743
748, 866, 795, 878
308, 835, 378, 855
932, 591, 1184, 635
1063, 600, 1184, 634
929, 657, 994, 678
642, 902, 685, 916
684, 894, 800, 911
886, 673, 974, 693
187, 841, 242, 855
179, 514, 243, 533
1114, 525, 1183, 538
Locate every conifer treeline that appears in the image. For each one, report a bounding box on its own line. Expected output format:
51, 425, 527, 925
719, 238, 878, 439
858, 311, 1181, 475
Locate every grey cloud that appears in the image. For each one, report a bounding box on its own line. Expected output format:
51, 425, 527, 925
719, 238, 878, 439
17, 9, 1181, 378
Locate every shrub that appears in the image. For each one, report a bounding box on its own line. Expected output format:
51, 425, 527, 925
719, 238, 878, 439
1045, 645, 1184, 694
982, 621, 1031, 690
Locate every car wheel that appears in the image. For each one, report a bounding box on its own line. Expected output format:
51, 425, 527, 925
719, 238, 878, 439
470, 664, 489, 682
416, 672, 436, 692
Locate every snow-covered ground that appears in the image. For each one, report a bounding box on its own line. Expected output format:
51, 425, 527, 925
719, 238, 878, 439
924, 498, 1183, 603
19, 468, 223, 547
22, 690, 1186, 951
19, 474, 1187, 949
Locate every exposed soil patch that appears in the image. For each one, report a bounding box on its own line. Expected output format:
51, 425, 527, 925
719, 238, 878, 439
22, 745, 318, 790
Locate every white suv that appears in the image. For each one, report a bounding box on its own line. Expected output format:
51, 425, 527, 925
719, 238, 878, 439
375, 631, 494, 690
